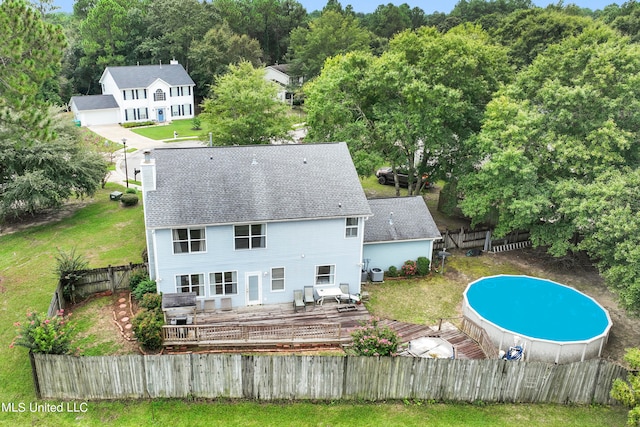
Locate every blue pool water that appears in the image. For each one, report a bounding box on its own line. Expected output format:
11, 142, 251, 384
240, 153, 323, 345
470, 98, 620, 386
466, 275, 610, 342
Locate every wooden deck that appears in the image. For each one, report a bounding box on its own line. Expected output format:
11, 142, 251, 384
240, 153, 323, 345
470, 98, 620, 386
162, 301, 489, 359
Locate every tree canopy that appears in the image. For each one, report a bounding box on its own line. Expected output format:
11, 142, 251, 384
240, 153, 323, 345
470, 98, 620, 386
458, 26, 640, 311
199, 61, 292, 146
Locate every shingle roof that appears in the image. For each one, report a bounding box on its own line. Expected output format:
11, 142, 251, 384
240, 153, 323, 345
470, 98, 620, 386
102, 64, 195, 89
144, 143, 372, 228
364, 197, 441, 243
70, 95, 119, 111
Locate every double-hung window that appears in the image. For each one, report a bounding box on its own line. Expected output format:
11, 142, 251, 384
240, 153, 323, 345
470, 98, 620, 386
176, 273, 204, 296
315, 265, 335, 285
271, 267, 285, 292
172, 228, 206, 253
210, 271, 238, 296
345, 217, 359, 238
234, 224, 266, 250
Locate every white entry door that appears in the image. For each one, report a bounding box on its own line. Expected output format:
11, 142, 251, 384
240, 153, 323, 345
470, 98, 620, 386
246, 272, 262, 306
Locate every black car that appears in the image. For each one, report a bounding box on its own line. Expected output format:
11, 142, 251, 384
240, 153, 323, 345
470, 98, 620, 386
375, 167, 432, 188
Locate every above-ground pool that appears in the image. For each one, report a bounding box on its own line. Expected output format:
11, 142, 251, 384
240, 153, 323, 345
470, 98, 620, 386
463, 275, 612, 363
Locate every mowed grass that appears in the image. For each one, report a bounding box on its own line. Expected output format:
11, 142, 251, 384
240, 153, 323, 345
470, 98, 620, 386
129, 119, 202, 141
0, 183, 627, 426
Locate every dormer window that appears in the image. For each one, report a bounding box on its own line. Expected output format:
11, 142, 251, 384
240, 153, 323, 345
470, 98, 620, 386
154, 89, 166, 101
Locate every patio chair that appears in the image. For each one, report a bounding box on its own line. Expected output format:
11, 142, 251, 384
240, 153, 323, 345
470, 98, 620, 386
303, 286, 315, 306
339, 283, 351, 304
293, 289, 305, 312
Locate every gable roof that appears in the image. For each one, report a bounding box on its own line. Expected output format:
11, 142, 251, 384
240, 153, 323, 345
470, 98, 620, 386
101, 64, 195, 89
266, 64, 290, 75
144, 143, 372, 228
70, 95, 119, 111
364, 197, 441, 243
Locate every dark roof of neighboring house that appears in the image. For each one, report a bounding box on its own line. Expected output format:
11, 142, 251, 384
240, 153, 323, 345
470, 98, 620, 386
144, 143, 372, 228
267, 64, 290, 75
101, 64, 195, 89
70, 95, 119, 111
364, 197, 441, 243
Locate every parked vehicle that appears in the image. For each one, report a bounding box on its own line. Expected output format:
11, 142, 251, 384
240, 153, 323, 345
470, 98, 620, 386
375, 167, 432, 188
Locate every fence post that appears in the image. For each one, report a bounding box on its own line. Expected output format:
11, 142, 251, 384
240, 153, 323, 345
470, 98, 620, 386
29, 352, 42, 399
107, 265, 115, 293
457, 227, 464, 248
484, 230, 492, 252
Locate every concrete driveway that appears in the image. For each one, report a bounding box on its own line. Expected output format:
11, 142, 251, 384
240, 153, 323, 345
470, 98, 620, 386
88, 124, 204, 186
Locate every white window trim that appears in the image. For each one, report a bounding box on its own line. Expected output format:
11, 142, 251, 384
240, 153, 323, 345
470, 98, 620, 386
271, 267, 285, 292
315, 264, 336, 286
172, 227, 207, 254
175, 273, 205, 297
234, 223, 267, 250
345, 217, 359, 238
209, 270, 239, 296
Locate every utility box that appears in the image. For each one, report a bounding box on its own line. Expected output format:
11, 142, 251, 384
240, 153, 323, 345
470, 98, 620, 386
370, 268, 384, 282
109, 191, 123, 201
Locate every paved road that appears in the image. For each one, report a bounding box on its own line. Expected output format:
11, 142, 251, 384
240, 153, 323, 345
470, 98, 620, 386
88, 124, 204, 187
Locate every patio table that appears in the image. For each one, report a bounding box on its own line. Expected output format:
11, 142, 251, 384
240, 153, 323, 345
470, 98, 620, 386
316, 287, 360, 305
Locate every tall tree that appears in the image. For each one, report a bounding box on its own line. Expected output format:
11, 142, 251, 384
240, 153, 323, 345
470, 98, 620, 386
78, 0, 146, 93
188, 23, 264, 98
364, 3, 413, 39
305, 24, 511, 194
287, 9, 373, 80
199, 62, 292, 146
458, 26, 640, 311
138, 0, 215, 70
0, 0, 66, 139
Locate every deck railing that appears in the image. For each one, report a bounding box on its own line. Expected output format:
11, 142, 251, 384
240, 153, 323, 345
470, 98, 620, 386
163, 323, 343, 346
461, 317, 500, 359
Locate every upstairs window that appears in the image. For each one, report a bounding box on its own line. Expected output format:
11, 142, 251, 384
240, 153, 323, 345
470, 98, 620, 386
234, 224, 266, 250
172, 228, 206, 253
345, 217, 359, 238
154, 89, 165, 101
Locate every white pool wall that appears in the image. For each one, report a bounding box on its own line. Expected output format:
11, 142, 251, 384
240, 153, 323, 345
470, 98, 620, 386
462, 275, 612, 364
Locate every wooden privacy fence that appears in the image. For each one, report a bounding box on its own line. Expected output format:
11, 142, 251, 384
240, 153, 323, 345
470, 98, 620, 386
48, 263, 147, 316
433, 228, 531, 253
163, 323, 343, 346
31, 353, 626, 404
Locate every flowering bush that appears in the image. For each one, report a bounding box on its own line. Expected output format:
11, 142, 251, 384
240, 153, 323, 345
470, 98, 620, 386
11, 309, 74, 354
401, 260, 417, 277
351, 318, 400, 357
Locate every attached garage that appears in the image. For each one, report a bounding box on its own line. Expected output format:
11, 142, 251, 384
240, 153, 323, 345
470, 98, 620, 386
70, 95, 120, 126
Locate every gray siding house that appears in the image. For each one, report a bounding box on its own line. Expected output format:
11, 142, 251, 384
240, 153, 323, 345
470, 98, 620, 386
140, 143, 371, 310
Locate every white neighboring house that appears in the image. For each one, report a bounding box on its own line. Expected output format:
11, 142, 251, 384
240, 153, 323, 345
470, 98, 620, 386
69, 60, 195, 126
264, 64, 302, 105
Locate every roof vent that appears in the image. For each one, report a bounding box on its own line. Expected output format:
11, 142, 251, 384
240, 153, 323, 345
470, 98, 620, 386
251, 157, 258, 165
389, 212, 394, 225
303, 157, 307, 164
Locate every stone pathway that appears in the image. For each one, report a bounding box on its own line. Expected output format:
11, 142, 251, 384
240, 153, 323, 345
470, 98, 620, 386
113, 291, 135, 341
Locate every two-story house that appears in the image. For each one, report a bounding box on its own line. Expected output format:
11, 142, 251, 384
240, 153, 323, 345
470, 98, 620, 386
140, 143, 372, 310
70, 60, 195, 126
264, 64, 301, 105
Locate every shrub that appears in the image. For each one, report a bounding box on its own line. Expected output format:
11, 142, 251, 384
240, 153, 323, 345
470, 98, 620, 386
351, 318, 400, 357
120, 193, 139, 206
132, 307, 163, 351
125, 187, 137, 194
191, 116, 201, 130
139, 293, 162, 311
129, 270, 148, 291
401, 260, 417, 277
54, 247, 88, 304
122, 121, 155, 128
132, 279, 157, 301
11, 309, 74, 354
387, 266, 399, 277
416, 257, 430, 276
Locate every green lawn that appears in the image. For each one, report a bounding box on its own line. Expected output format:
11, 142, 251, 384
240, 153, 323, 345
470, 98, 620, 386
0, 184, 627, 426
129, 119, 202, 141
